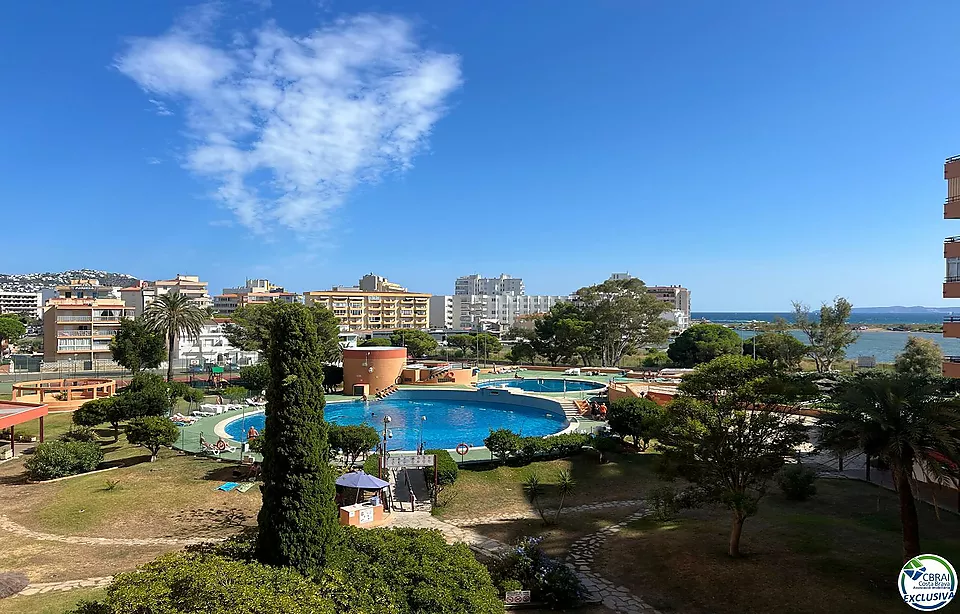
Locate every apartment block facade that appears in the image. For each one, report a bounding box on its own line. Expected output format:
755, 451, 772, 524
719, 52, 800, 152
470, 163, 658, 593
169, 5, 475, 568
121, 274, 212, 316
455, 274, 524, 296
42, 280, 135, 364
212, 278, 300, 315
943, 155, 960, 376
303, 289, 430, 332
0, 291, 43, 319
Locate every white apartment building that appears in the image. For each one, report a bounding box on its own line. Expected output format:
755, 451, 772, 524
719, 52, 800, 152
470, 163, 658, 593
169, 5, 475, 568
173, 320, 259, 366
121, 274, 212, 316
0, 291, 43, 319
431, 294, 571, 330
455, 274, 525, 296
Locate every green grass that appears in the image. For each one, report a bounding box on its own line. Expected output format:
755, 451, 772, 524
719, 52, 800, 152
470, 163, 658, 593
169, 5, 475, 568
0, 588, 103, 614
8, 411, 75, 441
594, 479, 960, 614
435, 450, 662, 519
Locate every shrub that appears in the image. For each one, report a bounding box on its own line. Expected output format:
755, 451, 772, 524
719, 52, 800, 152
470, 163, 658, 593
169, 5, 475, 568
484, 428, 521, 463
59, 426, 99, 443
363, 453, 381, 476
594, 435, 619, 463
73, 397, 113, 427
490, 536, 586, 608
516, 432, 590, 464
329, 424, 379, 466
71, 552, 335, 614
776, 464, 818, 501
607, 397, 664, 450
24, 441, 103, 481
647, 484, 681, 520
125, 416, 180, 462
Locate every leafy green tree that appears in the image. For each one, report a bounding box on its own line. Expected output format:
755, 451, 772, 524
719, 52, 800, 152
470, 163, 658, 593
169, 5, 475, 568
506, 340, 536, 365
73, 397, 114, 429
109, 317, 165, 375
446, 334, 475, 357
532, 303, 590, 366
125, 416, 180, 462
484, 428, 522, 463
821, 373, 960, 559
475, 332, 502, 358
238, 362, 271, 393
574, 277, 670, 366
894, 336, 944, 377
226, 303, 341, 362
658, 355, 814, 556
389, 329, 438, 358
359, 338, 391, 347
328, 424, 380, 466
742, 332, 808, 370
71, 552, 335, 614
641, 349, 672, 369
0, 315, 26, 344
667, 323, 742, 367
256, 303, 340, 575
792, 297, 859, 372
606, 397, 665, 450
143, 293, 207, 381
222, 386, 248, 404
322, 365, 344, 394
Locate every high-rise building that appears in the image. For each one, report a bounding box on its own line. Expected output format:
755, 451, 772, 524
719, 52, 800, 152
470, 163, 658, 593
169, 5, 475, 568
359, 273, 407, 293
943, 155, 960, 376
0, 291, 43, 320
303, 286, 430, 332
42, 280, 135, 364
455, 274, 524, 296
432, 293, 570, 330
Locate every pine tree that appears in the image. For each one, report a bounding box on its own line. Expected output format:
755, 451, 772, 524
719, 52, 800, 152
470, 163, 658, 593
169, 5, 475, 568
256, 303, 340, 574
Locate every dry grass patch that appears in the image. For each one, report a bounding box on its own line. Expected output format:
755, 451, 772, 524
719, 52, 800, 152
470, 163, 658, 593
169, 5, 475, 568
0, 587, 103, 614
0, 534, 169, 584
594, 479, 960, 614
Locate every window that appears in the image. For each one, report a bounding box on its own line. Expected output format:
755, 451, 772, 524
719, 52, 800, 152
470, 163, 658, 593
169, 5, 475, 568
949, 258, 960, 280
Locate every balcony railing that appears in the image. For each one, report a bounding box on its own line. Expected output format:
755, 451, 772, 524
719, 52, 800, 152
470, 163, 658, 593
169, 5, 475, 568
58, 330, 92, 337
946, 277, 960, 283
947, 155, 960, 163
946, 236, 960, 244
93, 316, 122, 322
57, 315, 92, 322
945, 317, 960, 323
945, 356, 960, 363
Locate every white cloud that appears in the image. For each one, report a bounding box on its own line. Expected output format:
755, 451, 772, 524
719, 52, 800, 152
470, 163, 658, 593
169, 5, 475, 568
115, 9, 462, 232
146, 157, 162, 164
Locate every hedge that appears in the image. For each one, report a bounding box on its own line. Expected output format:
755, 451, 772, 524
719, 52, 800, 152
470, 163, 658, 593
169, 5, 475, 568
24, 440, 103, 481
422, 449, 458, 491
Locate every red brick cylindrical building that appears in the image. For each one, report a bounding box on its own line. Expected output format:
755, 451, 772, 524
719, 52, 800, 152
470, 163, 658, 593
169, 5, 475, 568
342, 347, 408, 395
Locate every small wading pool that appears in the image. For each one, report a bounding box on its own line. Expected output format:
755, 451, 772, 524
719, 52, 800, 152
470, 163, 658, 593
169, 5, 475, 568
476, 378, 606, 393
222, 389, 568, 450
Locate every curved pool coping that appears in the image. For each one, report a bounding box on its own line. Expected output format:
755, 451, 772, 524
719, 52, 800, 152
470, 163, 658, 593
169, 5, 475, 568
213, 387, 578, 453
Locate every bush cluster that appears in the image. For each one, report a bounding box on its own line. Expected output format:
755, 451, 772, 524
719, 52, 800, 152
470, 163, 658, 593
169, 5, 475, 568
58, 426, 99, 443
82, 528, 503, 614
489, 536, 586, 609
483, 429, 591, 465
776, 464, 818, 501
24, 440, 103, 481
422, 448, 458, 493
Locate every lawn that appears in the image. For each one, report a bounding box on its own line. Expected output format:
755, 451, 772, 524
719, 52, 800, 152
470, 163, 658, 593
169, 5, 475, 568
435, 450, 662, 520
594, 478, 960, 614
7, 411, 74, 441
0, 588, 103, 614
0, 438, 260, 539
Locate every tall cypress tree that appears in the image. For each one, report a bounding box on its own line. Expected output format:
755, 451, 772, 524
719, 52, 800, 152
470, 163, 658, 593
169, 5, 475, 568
256, 303, 340, 574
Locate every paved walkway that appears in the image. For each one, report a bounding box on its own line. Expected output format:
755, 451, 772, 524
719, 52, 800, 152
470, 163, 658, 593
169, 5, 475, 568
0, 515, 224, 547
443, 499, 645, 527
16, 576, 114, 597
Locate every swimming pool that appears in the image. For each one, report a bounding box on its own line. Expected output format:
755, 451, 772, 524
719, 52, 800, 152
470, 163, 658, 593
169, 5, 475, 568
476, 378, 606, 393
221, 389, 568, 450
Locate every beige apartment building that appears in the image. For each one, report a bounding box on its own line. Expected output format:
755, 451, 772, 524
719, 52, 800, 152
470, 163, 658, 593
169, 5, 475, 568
120, 274, 212, 316
303, 289, 430, 332
212, 278, 301, 315
42, 280, 134, 364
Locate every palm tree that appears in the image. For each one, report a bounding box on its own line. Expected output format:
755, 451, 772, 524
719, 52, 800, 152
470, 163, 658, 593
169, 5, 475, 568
822, 373, 960, 560
143, 293, 207, 382
523, 472, 547, 525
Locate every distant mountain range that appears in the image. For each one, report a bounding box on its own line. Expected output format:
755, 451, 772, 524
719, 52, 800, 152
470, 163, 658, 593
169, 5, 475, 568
0, 270, 140, 293
852, 306, 960, 314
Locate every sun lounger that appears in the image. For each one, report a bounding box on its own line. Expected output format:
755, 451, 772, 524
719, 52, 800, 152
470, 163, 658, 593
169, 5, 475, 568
201, 441, 221, 456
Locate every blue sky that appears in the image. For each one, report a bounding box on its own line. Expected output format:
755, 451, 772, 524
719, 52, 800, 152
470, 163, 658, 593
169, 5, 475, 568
1, 1, 958, 311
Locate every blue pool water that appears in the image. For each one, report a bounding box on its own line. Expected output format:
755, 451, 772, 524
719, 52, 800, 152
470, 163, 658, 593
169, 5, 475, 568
223, 390, 568, 450
476, 378, 606, 393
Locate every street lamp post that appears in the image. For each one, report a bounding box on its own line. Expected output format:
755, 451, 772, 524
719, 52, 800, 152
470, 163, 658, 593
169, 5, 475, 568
378, 414, 392, 479
418, 415, 426, 454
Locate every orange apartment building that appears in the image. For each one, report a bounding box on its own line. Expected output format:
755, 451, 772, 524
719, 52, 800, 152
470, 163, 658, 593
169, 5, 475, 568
42, 280, 135, 365
943, 155, 960, 376
303, 289, 430, 332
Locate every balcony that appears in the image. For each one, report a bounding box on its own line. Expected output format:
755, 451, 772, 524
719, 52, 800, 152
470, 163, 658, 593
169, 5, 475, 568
946, 317, 960, 338
57, 315, 92, 323
944, 355, 960, 378
946, 156, 960, 180
58, 330, 92, 338
946, 277, 960, 299
946, 196, 960, 220
946, 237, 960, 259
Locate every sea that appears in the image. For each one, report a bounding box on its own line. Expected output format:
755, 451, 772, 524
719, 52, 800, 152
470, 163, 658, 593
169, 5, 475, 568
692, 312, 960, 363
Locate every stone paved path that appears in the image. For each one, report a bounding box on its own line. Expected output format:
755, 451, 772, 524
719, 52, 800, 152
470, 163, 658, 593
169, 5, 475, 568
0, 515, 225, 547
15, 576, 114, 597
566, 508, 659, 613
443, 499, 645, 527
